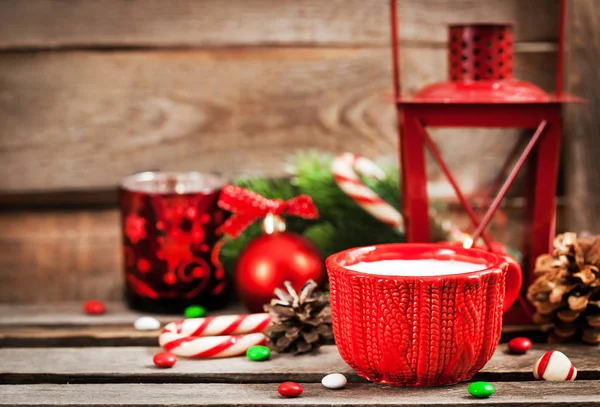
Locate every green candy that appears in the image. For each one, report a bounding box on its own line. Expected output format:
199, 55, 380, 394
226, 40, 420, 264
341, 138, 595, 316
468, 381, 495, 398
184, 305, 206, 319
246, 345, 271, 361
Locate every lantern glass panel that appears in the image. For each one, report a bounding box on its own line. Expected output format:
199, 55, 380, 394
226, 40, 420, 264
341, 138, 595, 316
420, 127, 543, 263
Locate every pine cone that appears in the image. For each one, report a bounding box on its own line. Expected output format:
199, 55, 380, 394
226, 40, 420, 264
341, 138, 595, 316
527, 232, 600, 344
263, 280, 334, 354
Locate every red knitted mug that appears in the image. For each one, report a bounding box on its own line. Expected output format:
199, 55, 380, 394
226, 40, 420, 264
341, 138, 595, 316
326, 243, 522, 386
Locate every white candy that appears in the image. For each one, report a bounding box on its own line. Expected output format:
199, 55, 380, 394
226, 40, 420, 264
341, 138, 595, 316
533, 350, 577, 381
134, 316, 161, 331
321, 373, 347, 389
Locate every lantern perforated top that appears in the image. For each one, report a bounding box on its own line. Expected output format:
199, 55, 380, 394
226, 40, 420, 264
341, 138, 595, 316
449, 24, 514, 82
414, 24, 548, 102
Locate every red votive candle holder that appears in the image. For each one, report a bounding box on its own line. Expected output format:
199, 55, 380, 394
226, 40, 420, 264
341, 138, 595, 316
119, 172, 230, 313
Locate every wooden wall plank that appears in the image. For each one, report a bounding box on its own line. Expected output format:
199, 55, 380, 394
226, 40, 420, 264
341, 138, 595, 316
0, 0, 558, 49
0, 48, 556, 194
2, 382, 600, 406
3, 344, 594, 384
564, 0, 600, 233
0, 210, 122, 303
0, 190, 117, 209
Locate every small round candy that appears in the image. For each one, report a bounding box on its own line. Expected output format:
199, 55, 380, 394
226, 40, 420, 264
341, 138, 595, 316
83, 300, 106, 315
508, 337, 533, 354
184, 305, 207, 318
321, 373, 347, 389
246, 345, 271, 361
134, 316, 161, 331
468, 381, 495, 398
533, 350, 577, 381
278, 382, 303, 398
153, 352, 177, 368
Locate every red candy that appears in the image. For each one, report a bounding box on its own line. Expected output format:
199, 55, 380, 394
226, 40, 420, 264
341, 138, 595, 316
508, 337, 533, 354
153, 352, 177, 368
83, 300, 106, 315
278, 382, 303, 398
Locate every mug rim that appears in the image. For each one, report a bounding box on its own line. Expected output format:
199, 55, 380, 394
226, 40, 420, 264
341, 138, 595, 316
120, 171, 226, 195
326, 242, 505, 280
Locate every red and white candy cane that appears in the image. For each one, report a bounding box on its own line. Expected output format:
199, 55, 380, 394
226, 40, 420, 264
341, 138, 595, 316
332, 152, 405, 233
159, 313, 272, 358
331, 152, 464, 241
160, 332, 267, 358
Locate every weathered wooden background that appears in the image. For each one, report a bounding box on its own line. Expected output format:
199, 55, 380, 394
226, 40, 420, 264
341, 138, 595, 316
565, 0, 600, 234
0, 0, 589, 303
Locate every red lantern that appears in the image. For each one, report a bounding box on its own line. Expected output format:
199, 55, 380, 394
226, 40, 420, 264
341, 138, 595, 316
389, 0, 583, 324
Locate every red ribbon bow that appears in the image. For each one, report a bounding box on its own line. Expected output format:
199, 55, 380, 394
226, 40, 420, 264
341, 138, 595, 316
217, 185, 319, 238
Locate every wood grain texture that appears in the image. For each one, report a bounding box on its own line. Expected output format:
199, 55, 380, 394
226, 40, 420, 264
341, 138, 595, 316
1, 344, 597, 385
0, 302, 243, 326
0, 330, 548, 350
0, 49, 555, 194
0, 189, 118, 209
0, 346, 354, 384
0, 325, 547, 348
1, 382, 599, 406
0, 210, 122, 303
0, 302, 545, 347
0, 0, 558, 49
564, 0, 600, 233
0, 302, 246, 347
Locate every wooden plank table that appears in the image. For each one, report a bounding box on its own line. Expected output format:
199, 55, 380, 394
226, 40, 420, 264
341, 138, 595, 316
1, 303, 599, 406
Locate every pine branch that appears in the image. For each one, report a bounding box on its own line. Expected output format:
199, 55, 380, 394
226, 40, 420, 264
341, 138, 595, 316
218, 152, 447, 274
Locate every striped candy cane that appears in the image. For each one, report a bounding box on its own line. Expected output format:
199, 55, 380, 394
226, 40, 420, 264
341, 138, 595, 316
160, 332, 267, 358
331, 152, 464, 240
159, 313, 272, 358
162, 313, 272, 338
332, 152, 405, 233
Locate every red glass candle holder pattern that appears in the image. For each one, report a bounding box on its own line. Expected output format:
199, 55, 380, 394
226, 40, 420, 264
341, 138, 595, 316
120, 172, 230, 313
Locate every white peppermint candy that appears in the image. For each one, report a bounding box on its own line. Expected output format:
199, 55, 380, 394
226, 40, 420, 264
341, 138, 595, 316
533, 350, 577, 381
134, 316, 161, 331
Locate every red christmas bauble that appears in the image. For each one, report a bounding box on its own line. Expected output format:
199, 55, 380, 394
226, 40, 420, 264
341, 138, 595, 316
234, 232, 325, 312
